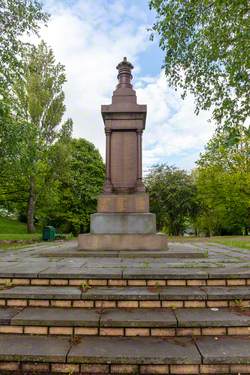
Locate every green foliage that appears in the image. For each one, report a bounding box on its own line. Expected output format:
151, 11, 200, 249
145, 164, 198, 235
39, 138, 105, 235
0, 1, 48, 167
0, 0, 48, 86
13, 40, 67, 143
0, 41, 72, 232
149, 0, 250, 131
195, 127, 250, 235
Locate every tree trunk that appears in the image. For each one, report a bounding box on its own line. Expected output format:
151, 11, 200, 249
27, 176, 36, 233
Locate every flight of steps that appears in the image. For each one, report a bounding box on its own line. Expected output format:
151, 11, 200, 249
0, 251, 250, 374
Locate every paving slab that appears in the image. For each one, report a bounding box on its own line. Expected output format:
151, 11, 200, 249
175, 308, 250, 327
39, 267, 122, 279
83, 258, 123, 267
0, 263, 50, 278
123, 268, 208, 279
82, 287, 159, 300
196, 336, 250, 364
0, 286, 81, 300
121, 259, 203, 268
160, 287, 206, 300
100, 308, 177, 327
208, 268, 250, 278
57, 259, 87, 267
203, 286, 250, 300
35, 251, 120, 258
0, 334, 70, 362
163, 251, 206, 258
0, 262, 20, 268
68, 336, 201, 364
0, 308, 22, 325
12, 307, 100, 326
169, 243, 199, 251
119, 251, 182, 258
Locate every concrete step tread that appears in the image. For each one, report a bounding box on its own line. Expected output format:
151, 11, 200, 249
1, 263, 250, 279
0, 334, 249, 364
1, 307, 250, 328
0, 285, 250, 300
37, 250, 206, 259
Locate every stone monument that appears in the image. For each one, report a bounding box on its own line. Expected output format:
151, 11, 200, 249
78, 57, 168, 250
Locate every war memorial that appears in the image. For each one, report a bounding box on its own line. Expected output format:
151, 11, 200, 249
0, 59, 249, 374
78, 57, 167, 252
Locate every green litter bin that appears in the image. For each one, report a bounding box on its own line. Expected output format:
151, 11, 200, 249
43, 226, 56, 241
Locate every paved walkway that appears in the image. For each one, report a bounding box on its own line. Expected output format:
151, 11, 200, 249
0, 240, 249, 278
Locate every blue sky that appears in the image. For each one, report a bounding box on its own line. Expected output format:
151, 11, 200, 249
40, 0, 215, 171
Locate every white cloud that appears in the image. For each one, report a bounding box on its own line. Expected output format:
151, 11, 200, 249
39, 0, 215, 171
136, 72, 216, 170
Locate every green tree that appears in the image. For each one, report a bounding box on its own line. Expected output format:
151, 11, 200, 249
195, 127, 250, 235
145, 164, 198, 235
1, 41, 72, 232
0, 0, 48, 180
149, 0, 250, 131
40, 138, 105, 235
0, 0, 48, 86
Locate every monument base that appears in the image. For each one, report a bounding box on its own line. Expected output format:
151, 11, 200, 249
97, 193, 149, 213
78, 233, 168, 251
90, 213, 156, 234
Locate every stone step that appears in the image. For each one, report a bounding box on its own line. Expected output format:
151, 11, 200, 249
0, 334, 249, 374
36, 250, 206, 258
0, 307, 249, 337
0, 286, 249, 309
0, 266, 249, 287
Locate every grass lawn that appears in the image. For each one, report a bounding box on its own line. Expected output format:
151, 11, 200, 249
210, 237, 250, 250
0, 216, 28, 234
0, 233, 41, 241
168, 235, 250, 250
0, 217, 41, 249
0, 216, 74, 250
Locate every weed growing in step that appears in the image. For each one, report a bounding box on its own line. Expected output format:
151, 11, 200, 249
69, 335, 82, 345
80, 281, 91, 292
233, 299, 245, 309
0, 280, 13, 290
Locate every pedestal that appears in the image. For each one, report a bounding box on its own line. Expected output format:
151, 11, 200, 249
97, 193, 149, 213
78, 233, 168, 251
90, 213, 156, 234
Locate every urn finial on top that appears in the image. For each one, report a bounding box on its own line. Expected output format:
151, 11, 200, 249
116, 57, 134, 88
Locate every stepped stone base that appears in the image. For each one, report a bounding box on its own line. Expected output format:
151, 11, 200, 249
90, 213, 156, 234
97, 193, 149, 213
0, 241, 250, 373
78, 233, 168, 251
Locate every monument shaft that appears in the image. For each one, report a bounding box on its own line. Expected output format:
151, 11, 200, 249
102, 57, 146, 195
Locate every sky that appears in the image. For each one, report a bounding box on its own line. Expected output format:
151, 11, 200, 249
39, 0, 216, 172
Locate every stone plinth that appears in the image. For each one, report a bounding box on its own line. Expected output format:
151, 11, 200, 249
78, 233, 168, 251
97, 193, 149, 213
90, 213, 156, 234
